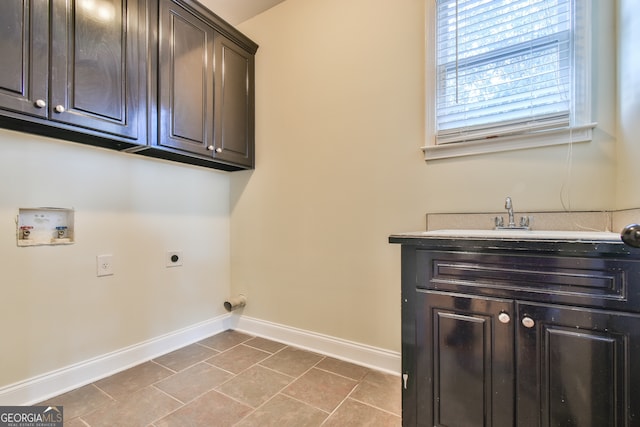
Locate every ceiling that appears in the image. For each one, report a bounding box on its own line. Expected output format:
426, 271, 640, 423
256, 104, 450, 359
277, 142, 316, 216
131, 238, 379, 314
198, 0, 286, 25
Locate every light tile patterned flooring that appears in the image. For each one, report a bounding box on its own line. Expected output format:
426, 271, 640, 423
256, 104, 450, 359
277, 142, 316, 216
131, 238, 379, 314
40, 330, 401, 426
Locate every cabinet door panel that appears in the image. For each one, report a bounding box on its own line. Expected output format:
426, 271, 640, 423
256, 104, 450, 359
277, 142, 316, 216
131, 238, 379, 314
50, 0, 142, 139
72, 0, 124, 119
214, 35, 254, 167
517, 302, 640, 427
417, 291, 515, 427
158, 0, 214, 156
0, 0, 48, 117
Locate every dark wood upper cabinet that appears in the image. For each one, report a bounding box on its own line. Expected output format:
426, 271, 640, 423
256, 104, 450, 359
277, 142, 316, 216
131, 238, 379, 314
153, 0, 257, 170
0, 0, 258, 171
0, 0, 147, 147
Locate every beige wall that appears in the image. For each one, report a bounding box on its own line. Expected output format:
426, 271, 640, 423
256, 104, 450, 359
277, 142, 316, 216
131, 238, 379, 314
0, 129, 231, 388
617, 0, 640, 210
232, 0, 621, 352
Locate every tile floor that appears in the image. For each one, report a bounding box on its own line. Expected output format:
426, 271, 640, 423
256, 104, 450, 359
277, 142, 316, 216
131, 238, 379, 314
40, 330, 401, 426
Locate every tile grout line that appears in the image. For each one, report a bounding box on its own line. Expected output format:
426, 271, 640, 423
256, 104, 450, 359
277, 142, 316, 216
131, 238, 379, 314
348, 395, 403, 418
148, 383, 187, 425
312, 365, 370, 382
318, 374, 362, 426
253, 362, 297, 380
149, 358, 180, 374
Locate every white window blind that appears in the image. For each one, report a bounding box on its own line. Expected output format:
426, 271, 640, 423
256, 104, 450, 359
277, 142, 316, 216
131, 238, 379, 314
435, 0, 574, 145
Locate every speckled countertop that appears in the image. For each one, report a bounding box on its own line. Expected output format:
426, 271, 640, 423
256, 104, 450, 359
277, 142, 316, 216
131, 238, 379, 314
392, 229, 621, 242
388, 229, 638, 257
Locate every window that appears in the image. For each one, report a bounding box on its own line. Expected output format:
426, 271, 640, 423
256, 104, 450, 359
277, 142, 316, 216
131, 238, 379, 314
424, 0, 594, 160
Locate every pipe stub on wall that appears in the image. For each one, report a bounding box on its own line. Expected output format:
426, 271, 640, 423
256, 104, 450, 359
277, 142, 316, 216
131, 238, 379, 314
224, 294, 247, 311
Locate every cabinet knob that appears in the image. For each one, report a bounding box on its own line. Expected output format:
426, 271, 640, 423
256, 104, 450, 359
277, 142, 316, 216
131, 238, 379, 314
521, 317, 535, 328
498, 312, 511, 324
54, 105, 65, 113
215, 147, 223, 153
35, 99, 46, 108
207, 145, 214, 151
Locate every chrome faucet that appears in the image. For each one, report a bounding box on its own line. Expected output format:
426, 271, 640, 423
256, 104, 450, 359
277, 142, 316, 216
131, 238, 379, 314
505, 197, 516, 228
494, 196, 531, 230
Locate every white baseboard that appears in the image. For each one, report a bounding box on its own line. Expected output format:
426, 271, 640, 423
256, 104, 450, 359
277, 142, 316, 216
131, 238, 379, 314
0, 314, 233, 406
228, 314, 401, 375
0, 313, 400, 406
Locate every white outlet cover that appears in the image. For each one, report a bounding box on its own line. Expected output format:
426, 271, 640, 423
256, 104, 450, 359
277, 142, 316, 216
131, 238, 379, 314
97, 254, 114, 277
166, 251, 183, 267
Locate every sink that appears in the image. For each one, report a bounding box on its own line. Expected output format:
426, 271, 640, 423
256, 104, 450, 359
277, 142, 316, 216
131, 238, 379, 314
416, 229, 621, 242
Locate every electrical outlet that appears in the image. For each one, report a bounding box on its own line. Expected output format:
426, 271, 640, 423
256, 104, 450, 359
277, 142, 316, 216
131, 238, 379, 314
97, 254, 114, 277
166, 250, 183, 267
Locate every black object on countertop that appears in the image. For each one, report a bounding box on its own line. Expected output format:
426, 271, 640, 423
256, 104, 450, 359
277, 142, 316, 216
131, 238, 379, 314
622, 223, 640, 248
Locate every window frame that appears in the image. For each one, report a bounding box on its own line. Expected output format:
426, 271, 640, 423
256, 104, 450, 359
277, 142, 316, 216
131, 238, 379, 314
423, 0, 596, 161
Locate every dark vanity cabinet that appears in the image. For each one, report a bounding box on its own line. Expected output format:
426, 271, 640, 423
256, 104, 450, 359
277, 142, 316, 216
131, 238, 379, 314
390, 235, 640, 427
151, 0, 256, 170
0, 0, 147, 148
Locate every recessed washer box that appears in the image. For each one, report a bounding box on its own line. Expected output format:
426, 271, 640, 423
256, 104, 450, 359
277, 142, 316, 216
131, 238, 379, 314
17, 208, 75, 247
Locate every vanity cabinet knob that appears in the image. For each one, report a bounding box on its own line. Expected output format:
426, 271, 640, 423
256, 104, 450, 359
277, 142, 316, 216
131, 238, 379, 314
521, 317, 535, 328
54, 105, 65, 113
35, 99, 46, 108
215, 147, 222, 153
498, 312, 511, 324
207, 145, 214, 151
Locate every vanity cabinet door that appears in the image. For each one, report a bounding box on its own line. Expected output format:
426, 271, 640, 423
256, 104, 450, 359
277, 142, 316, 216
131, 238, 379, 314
415, 290, 515, 427
157, 0, 215, 157
49, 0, 145, 140
0, 0, 48, 117
516, 302, 640, 427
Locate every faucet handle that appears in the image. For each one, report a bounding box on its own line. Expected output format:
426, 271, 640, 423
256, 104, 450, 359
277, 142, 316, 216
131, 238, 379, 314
520, 216, 530, 228
494, 216, 504, 228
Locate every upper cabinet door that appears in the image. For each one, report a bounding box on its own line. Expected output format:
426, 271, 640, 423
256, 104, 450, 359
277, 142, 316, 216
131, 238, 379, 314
49, 0, 145, 140
0, 0, 48, 117
158, 0, 215, 157
214, 35, 255, 168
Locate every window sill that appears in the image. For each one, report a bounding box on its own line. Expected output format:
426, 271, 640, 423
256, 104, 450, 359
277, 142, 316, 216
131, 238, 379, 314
422, 123, 597, 161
